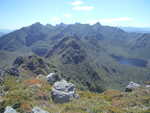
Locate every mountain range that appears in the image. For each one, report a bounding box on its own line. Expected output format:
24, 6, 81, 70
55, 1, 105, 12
0, 22, 150, 92
121, 27, 150, 33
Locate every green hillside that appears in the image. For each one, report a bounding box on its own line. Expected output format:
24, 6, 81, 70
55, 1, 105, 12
0, 23, 150, 91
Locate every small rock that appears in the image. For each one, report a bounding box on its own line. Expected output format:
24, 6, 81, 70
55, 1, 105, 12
51, 80, 79, 103
4, 106, 18, 113
146, 85, 150, 88
32, 107, 49, 113
125, 81, 140, 92
74, 93, 80, 99
0, 77, 3, 84
0, 68, 5, 77
47, 73, 61, 84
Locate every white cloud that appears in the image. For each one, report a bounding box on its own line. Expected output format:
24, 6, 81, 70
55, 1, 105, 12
72, 6, 94, 11
71, 1, 83, 6
86, 17, 133, 25
71, 0, 94, 11
64, 13, 72, 18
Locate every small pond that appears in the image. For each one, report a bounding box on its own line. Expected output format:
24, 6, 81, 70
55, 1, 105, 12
111, 55, 148, 67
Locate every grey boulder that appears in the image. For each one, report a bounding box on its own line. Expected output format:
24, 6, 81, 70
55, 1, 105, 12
125, 81, 140, 92
32, 107, 49, 113
51, 80, 79, 103
4, 106, 18, 113
47, 73, 61, 84
146, 85, 150, 88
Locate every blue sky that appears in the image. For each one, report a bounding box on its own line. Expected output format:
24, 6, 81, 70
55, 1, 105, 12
0, 0, 150, 29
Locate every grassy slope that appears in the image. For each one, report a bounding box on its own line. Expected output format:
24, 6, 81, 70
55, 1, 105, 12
0, 76, 149, 113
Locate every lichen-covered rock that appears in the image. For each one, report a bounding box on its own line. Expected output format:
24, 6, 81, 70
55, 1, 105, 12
125, 81, 140, 92
32, 107, 49, 113
51, 80, 79, 103
4, 106, 18, 113
47, 73, 61, 84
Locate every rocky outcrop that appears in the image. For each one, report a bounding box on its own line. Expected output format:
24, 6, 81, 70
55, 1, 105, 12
32, 107, 49, 113
5, 67, 20, 76
125, 81, 141, 92
13, 56, 24, 67
47, 73, 61, 84
51, 80, 79, 103
0, 67, 20, 77
45, 37, 86, 64
22, 56, 50, 75
8, 55, 53, 76
4, 106, 18, 113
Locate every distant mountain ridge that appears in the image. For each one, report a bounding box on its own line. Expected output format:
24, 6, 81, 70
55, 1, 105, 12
0, 29, 12, 37
0, 22, 150, 91
120, 27, 150, 33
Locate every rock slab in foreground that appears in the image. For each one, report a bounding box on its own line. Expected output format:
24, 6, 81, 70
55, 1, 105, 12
4, 106, 18, 113
32, 107, 49, 113
51, 80, 79, 103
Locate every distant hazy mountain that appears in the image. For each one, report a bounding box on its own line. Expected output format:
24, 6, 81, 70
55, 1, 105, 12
121, 27, 150, 33
0, 22, 150, 91
0, 29, 12, 37
0, 29, 12, 34
0, 32, 4, 37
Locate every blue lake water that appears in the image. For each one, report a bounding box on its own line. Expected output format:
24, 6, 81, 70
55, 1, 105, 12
111, 55, 148, 67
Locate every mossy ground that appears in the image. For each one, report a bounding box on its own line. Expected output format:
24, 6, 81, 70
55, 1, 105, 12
0, 76, 150, 113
